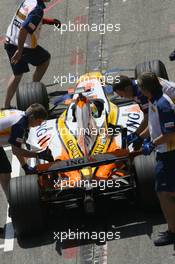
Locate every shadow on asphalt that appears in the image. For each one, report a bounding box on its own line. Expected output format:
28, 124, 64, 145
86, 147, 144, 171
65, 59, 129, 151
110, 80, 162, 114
17, 198, 165, 252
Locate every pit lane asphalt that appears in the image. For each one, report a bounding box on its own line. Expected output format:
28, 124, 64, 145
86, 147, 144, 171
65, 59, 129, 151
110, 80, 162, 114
1, 0, 175, 263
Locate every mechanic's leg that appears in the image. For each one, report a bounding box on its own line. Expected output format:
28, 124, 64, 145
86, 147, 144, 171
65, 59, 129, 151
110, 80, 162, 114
0, 173, 10, 200
33, 58, 50, 82
4, 74, 23, 108
157, 192, 175, 233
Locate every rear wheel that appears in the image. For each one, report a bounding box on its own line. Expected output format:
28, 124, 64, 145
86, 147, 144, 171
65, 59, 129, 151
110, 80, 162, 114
134, 152, 159, 209
135, 60, 169, 80
9, 175, 45, 237
16, 82, 49, 111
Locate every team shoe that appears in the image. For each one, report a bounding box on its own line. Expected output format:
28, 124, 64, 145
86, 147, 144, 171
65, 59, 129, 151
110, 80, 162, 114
154, 230, 175, 246
169, 50, 175, 61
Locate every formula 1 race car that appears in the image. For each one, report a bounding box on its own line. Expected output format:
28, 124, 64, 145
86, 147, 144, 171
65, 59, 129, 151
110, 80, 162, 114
8, 60, 169, 237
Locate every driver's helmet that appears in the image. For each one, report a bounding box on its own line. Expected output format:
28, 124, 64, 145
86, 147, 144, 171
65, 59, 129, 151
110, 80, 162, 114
70, 99, 105, 122
90, 99, 104, 118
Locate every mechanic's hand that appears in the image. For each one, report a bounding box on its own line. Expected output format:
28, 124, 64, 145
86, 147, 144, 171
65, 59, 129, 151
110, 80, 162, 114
37, 147, 54, 162
11, 50, 22, 65
22, 164, 37, 175
142, 138, 155, 155
53, 19, 61, 28
126, 132, 143, 149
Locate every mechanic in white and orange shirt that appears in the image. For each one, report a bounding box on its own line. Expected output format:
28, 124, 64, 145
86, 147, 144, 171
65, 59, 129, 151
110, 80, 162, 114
4, 0, 61, 108
0, 103, 53, 200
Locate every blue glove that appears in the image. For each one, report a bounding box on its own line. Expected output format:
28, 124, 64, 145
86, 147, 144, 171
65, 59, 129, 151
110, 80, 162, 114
22, 164, 37, 175
127, 132, 143, 149
142, 138, 155, 155
37, 147, 54, 162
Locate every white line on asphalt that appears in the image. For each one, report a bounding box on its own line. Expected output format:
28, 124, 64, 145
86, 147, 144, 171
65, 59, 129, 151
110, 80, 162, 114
75, 46, 79, 77
0, 244, 4, 249
115, 221, 146, 229
80, 243, 108, 264
4, 154, 20, 252
100, 243, 108, 264
4, 208, 15, 252
94, 243, 108, 264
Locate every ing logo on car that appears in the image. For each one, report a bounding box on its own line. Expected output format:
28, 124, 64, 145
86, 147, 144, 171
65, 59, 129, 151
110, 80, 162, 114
38, 134, 52, 150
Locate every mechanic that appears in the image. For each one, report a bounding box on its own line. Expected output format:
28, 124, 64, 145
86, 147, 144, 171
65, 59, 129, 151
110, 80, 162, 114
4, 0, 61, 108
112, 74, 175, 149
0, 103, 53, 200
137, 72, 175, 246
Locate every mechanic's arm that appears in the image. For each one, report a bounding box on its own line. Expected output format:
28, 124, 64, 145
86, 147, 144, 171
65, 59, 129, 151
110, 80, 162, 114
135, 113, 148, 135
139, 125, 150, 138
126, 114, 149, 149
42, 17, 61, 27
12, 145, 38, 159
12, 145, 42, 175
153, 132, 175, 146
12, 148, 27, 167
11, 27, 28, 64
12, 145, 54, 163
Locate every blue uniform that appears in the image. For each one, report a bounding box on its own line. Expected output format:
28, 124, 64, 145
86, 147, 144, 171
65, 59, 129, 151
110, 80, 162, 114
0, 110, 29, 173
148, 93, 175, 192
149, 94, 175, 153
132, 78, 175, 115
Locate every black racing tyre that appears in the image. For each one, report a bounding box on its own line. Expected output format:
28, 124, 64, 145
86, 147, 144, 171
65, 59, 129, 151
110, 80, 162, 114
16, 82, 49, 111
9, 175, 45, 237
135, 60, 169, 80
110, 96, 134, 106
134, 152, 159, 209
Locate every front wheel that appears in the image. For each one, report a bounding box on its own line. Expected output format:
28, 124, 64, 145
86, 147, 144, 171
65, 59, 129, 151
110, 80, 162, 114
16, 82, 49, 111
135, 60, 169, 80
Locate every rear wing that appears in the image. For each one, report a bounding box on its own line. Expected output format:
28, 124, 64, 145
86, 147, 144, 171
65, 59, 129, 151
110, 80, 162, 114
37, 149, 131, 175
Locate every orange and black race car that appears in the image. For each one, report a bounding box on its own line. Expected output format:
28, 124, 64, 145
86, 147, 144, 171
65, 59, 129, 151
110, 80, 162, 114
8, 60, 168, 237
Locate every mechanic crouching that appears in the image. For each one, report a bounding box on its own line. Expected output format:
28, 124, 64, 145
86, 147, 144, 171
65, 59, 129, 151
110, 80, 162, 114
0, 103, 53, 202
136, 72, 175, 246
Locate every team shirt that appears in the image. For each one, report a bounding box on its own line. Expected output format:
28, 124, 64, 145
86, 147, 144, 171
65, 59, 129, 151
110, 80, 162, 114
132, 78, 175, 114
148, 94, 175, 153
6, 0, 45, 48
0, 110, 28, 147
